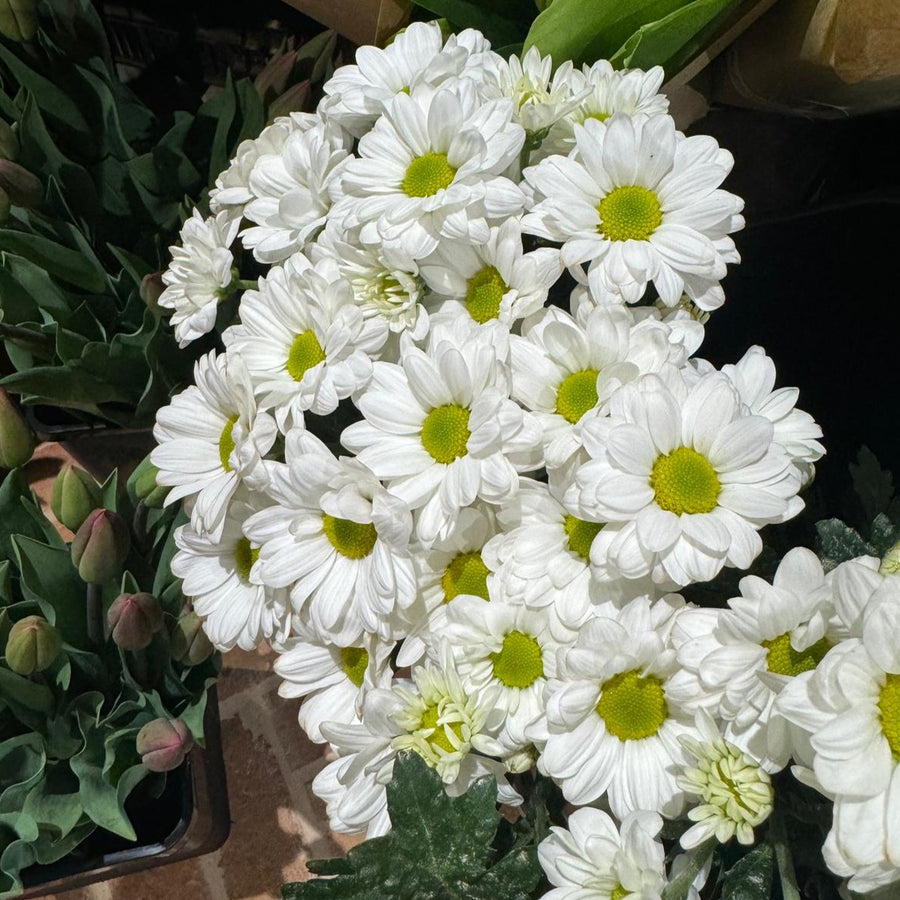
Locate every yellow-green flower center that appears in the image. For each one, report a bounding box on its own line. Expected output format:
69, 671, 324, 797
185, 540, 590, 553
491, 630, 544, 689
421, 404, 471, 464
610, 887, 628, 900
761, 632, 832, 678
234, 537, 260, 582
286, 329, 326, 381
564, 514, 603, 562
596, 668, 668, 741
465, 265, 508, 324
878, 673, 900, 759
218, 414, 239, 471
322, 514, 378, 560
402, 152, 456, 198
442, 551, 490, 603
340, 646, 369, 688
650, 446, 721, 516
584, 110, 610, 124
555, 369, 599, 424
598, 185, 663, 242
419, 703, 464, 754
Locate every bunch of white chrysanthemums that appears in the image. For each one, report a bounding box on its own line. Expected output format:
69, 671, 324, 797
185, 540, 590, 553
149, 21, 900, 897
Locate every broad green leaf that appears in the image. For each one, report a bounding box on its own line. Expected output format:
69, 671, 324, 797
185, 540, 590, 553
0, 667, 53, 717
721, 842, 774, 899
0, 231, 107, 292
0, 252, 74, 322
815, 518, 875, 569
0, 734, 45, 811
107, 244, 154, 287
524, 0, 692, 67
0, 364, 131, 408
0, 470, 61, 562
413, 0, 531, 46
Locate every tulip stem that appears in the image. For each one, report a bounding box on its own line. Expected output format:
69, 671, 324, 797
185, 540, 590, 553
131, 649, 150, 688
86, 583, 104, 646
0, 322, 53, 350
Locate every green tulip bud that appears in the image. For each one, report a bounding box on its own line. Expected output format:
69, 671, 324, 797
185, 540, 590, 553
171, 611, 214, 665
0, 387, 36, 469
70, 508, 130, 583
5, 615, 61, 675
0, 0, 37, 42
140, 272, 166, 316
51, 463, 102, 532
0, 159, 41, 208
130, 455, 170, 508
0, 119, 19, 161
136, 718, 194, 772
107, 592, 163, 651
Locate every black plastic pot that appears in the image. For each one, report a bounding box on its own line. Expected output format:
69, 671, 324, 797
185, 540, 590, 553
17, 691, 229, 898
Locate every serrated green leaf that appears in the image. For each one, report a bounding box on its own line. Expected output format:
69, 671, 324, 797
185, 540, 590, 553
721, 842, 774, 899
815, 518, 875, 568
850, 446, 894, 524
870, 513, 899, 556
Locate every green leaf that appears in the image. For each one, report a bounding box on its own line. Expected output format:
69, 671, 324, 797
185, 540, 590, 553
283, 752, 541, 899
850, 446, 894, 524
408, 0, 532, 47
0, 251, 74, 322
870, 513, 900, 556
0, 667, 54, 717
524, 0, 692, 67
0, 230, 107, 293
663, 838, 716, 900
721, 842, 774, 899
815, 518, 875, 569
1, 364, 133, 408
0, 734, 45, 812
0, 469, 63, 563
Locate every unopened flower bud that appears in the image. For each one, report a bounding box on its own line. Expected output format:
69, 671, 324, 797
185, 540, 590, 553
0, 159, 41, 208
140, 272, 166, 315
130, 455, 170, 508
254, 49, 298, 103
51, 463, 102, 531
136, 718, 194, 772
5, 615, 61, 675
171, 610, 214, 665
0, 387, 36, 469
0, 0, 37, 42
881, 539, 900, 576
0, 119, 18, 161
70, 508, 130, 583
107, 592, 163, 651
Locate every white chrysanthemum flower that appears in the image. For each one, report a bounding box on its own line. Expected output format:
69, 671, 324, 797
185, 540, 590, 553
510, 304, 681, 471
319, 21, 468, 137
313, 653, 515, 838
209, 113, 313, 223
223, 258, 386, 425
537, 60, 668, 161
333, 81, 525, 259
342, 320, 543, 544
720, 346, 824, 485
677, 547, 838, 771
419, 218, 562, 329
241, 119, 352, 263
274, 631, 394, 742
568, 371, 803, 587
441, 590, 563, 761
158, 209, 240, 347
533, 595, 703, 818
538, 807, 668, 900
523, 115, 744, 310
171, 489, 291, 651
677, 710, 774, 849
244, 427, 416, 645
152, 351, 277, 540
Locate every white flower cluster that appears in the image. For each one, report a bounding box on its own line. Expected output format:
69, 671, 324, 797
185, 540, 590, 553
149, 22, 898, 898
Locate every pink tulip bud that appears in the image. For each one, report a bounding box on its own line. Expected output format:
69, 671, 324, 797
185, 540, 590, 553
107, 592, 163, 651
136, 718, 194, 772
70, 509, 130, 583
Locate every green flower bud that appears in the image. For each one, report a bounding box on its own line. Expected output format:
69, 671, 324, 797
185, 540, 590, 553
136, 718, 194, 772
0, 0, 37, 42
70, 508, 130, 584
51, 463, 102, 532
140, 272, 166, 316
131, 455, 170, 508
5, 615, 61, 675
107, 592, 163, 651
0, 387, 36, 469
0, 158, 41, 208
171, 610, 214, 665
0, 119, 19, 161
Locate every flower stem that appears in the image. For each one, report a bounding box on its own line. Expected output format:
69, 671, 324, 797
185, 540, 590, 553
769, 807, 802, 900
661, 838, 715, 900
86, 583, 104, 646
0, 322, 52, 351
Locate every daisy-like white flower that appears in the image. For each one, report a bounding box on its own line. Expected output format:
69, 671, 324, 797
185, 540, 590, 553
676, 547, 837, 771
342, 320, 543, 544
333, 80, 525, 260
241, 119, 352, 264
274, 630, 394, 742
152, 351, 277, 540
157, 209, 240, 347
677, 710, 774, 849
568, 371, 803, 587
533, 595, 706, 818
720, 345, 824, 485
171, 488, 291, 651
537, 60, 668, 161
510, 303, 679, 471
244, 427, 416, 645
523, 115, 744, 310
419, 218, 562, 328
223, 257, 386, 425
209, 113, 313, 224
538, 807, 668, 900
